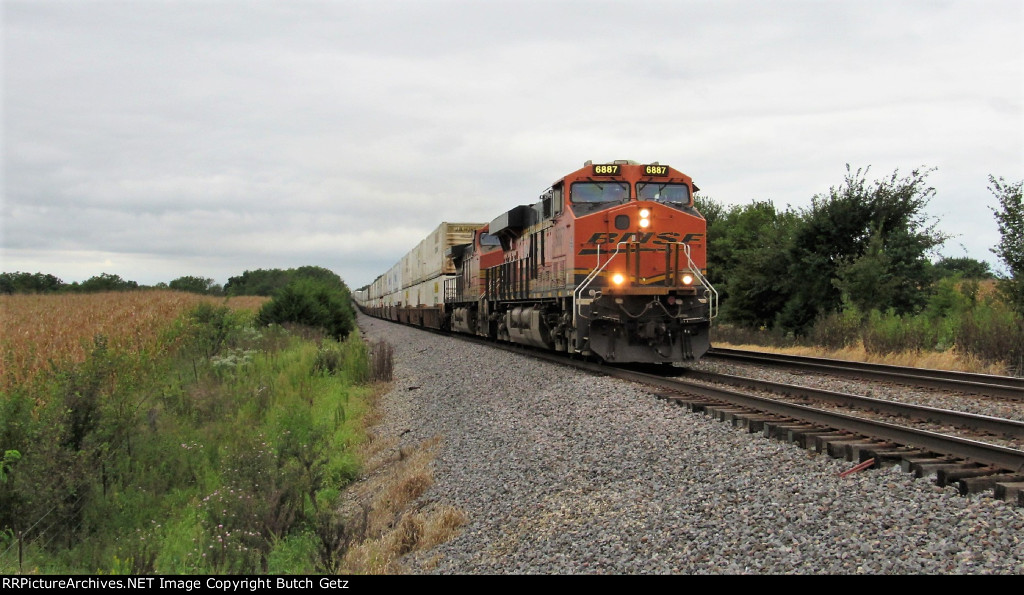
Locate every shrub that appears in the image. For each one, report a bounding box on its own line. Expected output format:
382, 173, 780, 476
186, 303, 234, 358
925, 277, 975, 320
808, 305, 863, 350
257, 280, 354, 340
862, 309, 937, 355
313, 337, 362, 381
955, 302, 1024, 374
0, 289, 376, 574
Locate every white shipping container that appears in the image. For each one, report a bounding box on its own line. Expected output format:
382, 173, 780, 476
386, 261, 402, 296
407, 276, 451, 307
407, 222, 483, 286
378, 222, 483, 296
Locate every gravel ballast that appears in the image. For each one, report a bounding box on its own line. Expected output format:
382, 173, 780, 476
357, 314, 1024, 574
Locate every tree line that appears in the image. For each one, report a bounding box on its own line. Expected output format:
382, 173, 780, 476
0, 265, 342, 297
695, 167, 1022, 333
1, 265, 358, 343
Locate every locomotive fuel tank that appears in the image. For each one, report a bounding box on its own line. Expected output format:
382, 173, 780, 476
503, 306, 553, 350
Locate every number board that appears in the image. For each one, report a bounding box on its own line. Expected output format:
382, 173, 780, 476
592, 164, 620, 176
643, 164, 669, 176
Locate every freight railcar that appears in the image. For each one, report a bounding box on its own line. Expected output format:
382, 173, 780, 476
356, 160, 717, 363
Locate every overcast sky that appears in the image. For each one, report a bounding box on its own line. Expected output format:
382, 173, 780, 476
3, 0, 1022, 290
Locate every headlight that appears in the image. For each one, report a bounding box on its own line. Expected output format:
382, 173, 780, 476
639, 208, 650, 228
681, 274, 694, 285
612, 273, 625, 285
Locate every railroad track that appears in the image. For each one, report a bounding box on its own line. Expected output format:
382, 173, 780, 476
681, 368, 1024, 442
614, 364, 1024, 498
706, 347, 1024, 400
494, 342, 1024, 505
386, 324, 1024, 506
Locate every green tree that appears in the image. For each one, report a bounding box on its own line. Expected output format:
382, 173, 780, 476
74, 273, 139, 293
224, 269, 290, 296
169, 276, 223, 295
694, 195, 727, 292
832, 232, 900, 314
257, 279, 354, 340
0, 272, 65, 294
225, 266, 344, 297
932, 256, 994, 279
989, 175, 1024, 314
693, 194, 725, 229
711, 200, 800, 328
778, 166, 947, 334
291, 266, 346, 291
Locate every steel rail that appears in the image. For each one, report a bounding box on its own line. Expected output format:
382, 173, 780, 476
682, 369, 1024, 439
595, 364, 1024, 474
706, 347, 1024, 400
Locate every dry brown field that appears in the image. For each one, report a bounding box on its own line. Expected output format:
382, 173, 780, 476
715, 341, 1009, 375
0, 290, 268, 393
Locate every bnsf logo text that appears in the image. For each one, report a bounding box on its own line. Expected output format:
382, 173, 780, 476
585, 232, 704, 244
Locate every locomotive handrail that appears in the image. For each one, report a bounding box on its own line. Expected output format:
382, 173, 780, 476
678, 242, 719, 320
573, 241, 627, 324
573, 241, 718, 324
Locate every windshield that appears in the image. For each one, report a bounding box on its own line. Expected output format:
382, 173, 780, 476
637, 182, 690, 206
571, 181, 630, 204
570, 181, 629, 215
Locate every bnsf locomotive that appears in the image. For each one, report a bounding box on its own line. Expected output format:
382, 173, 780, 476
354, 160, 717, 363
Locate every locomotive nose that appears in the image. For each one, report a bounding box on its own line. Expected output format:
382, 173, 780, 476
607, 204, 655, 235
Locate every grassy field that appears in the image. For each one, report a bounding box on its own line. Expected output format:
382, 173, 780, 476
0, 291, 268, 394
1, 291, 363, 572
0, 290, 467, 574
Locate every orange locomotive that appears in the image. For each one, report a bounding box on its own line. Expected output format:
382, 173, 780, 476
446, 159, 716, 363
356, 160, 717, 363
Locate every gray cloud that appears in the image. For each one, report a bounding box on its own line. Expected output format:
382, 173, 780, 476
3, 0, 1021, 288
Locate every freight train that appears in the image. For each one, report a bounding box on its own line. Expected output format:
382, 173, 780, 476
353, 160, 717, 363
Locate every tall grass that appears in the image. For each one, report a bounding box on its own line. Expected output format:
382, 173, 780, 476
0, 294, 380, 574
336, 436, 467, 574
955, 302, 1024, 375
712, 280, 1023, 376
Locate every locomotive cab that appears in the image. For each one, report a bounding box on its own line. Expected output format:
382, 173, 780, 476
565, 161, 717, 362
